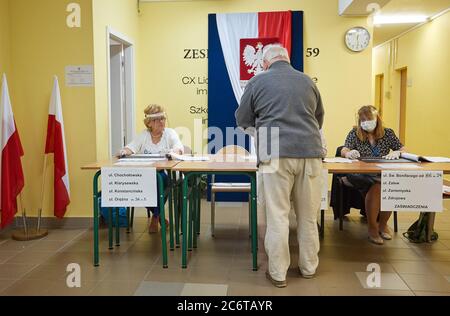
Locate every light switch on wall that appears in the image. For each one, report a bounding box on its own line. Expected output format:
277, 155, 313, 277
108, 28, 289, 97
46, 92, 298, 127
385, 91, 391, 99
407, 78, 413, 87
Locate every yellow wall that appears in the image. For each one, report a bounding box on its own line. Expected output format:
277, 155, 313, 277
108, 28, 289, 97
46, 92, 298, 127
0, 0, 10, 76
9, 0, 96, 218
3, 0, 376, 219
92, 0, 140, 160
373, 11, 450, 157
138, 0, 373, 155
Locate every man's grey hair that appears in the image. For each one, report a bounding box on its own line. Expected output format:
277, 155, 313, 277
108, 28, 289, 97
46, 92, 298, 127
262, 44, 290, 63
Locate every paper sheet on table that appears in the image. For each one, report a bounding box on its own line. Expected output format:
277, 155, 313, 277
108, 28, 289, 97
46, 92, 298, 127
170, 153, 210, 161
118, 158, 166, 163
114, 161, 156, 166
216, 154, 257, 162
376, 163, 422, 169
323, 158, 354, 163
422, 157, 450, 163
129, 154, 166, 159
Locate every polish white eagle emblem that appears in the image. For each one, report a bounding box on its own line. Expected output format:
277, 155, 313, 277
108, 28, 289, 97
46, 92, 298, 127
242, 42, 265, 76
240, 38, 279, 88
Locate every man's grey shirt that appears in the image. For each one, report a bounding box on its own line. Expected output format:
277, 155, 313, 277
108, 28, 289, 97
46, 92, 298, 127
235, 61, 325, 163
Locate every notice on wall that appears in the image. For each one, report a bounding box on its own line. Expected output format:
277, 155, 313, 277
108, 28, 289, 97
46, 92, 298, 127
65, 65, 94, 87
321, 170, 329, 210
381, 171, 443, 212
101, 167, 157, 207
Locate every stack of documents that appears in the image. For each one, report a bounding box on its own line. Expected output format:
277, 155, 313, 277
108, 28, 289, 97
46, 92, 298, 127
420, 157, 450, 163
115, 160, 156, 166
401, 153, 450, 163
323, 157, 354, 163
170, 153, 210, 161
376, 163, 422, 169
130, 154, 166, 158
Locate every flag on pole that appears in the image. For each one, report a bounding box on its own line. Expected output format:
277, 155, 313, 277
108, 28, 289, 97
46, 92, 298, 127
45, 76, 70, 218
0, 74, 25, 228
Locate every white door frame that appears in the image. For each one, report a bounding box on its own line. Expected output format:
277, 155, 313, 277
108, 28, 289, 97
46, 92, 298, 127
106, 27, 136, 157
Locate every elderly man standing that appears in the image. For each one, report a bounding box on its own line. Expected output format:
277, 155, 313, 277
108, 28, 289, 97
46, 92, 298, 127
235, 44, 325, 288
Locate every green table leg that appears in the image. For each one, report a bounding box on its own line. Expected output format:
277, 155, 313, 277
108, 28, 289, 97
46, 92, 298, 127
93, 171, 101, 267
115, 207, 120, 247
196, 176, 201, 236
182, 175, 189, 268
188, 178, 193, 251
158, 172, 168, 269
192, 176, 198, 249
108, 208, 113, 250
126, 207, 131, 234
250, 173, 258, 271
130, 207, 135, 228
174, 176, 180, 248
168, 172, 175, 251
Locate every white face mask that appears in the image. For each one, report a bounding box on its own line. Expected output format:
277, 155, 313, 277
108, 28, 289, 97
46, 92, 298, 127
361, 119, 377, 132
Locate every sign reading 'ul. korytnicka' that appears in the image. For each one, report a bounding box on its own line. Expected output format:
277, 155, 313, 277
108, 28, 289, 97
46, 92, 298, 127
381, 171, 443, 212
101, 168, 157, 207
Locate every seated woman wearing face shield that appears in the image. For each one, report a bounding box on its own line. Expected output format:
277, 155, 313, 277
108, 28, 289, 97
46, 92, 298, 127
341, 105, 406, 245
118, 104, 184, 233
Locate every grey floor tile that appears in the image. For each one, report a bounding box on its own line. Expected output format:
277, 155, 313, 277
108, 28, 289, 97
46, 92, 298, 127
414, 291, 450, 296
181, 283, 228, 296
5, 251, 55, 265
355, 272, 410, 290
0, 263, 38, 279
89, 280, 141, 296
390, 260, 439, 275
399, 273, 450, 292
134, 281, 184, 296
30, 240, 73, 252
0, 251, 21, 264
0, 279, 17, 293
1, 278, 55, 296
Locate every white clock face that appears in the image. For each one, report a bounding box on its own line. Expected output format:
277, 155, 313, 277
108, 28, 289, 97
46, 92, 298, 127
345, 27, 371, 52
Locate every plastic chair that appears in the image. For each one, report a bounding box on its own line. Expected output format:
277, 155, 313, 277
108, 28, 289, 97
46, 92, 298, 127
211, 145, 251, 237
329, 146, 398, 233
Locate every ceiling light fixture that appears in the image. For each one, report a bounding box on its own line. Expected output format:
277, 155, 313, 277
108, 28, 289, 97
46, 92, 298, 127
373, 14, 428, 25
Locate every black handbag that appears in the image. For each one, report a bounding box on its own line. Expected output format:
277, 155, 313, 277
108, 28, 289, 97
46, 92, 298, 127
403, 212, 438, 243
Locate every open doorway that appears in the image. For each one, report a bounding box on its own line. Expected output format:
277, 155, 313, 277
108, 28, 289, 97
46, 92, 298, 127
107, 28, 135, 157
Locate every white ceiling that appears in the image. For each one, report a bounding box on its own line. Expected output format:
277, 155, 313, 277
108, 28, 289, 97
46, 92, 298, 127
339, 0, 391, 15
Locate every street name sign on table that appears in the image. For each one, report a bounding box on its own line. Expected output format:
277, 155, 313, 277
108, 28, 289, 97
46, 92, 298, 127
381, 171, 443, 212
101, 167, 157, 207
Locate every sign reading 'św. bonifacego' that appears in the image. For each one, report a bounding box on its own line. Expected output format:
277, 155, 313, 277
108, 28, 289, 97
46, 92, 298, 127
381, 170, 443, 212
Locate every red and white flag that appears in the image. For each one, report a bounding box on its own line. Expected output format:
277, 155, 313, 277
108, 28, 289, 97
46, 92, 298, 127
217, 11, 292, 102
45, 76, 70, 218
0, 74, 25, 228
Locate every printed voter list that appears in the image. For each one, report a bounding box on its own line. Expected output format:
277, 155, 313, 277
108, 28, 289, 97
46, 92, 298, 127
381, 170, 443, 212
101, 168, 157, 207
